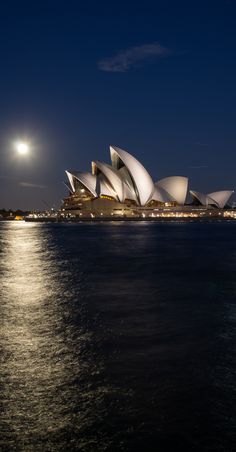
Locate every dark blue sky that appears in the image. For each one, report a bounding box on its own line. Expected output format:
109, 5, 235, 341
0, 0, 235, 209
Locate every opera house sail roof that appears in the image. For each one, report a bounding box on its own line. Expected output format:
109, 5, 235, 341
110, 146, 155, 206
190, 190, 234, 209
64, 145, 234, 212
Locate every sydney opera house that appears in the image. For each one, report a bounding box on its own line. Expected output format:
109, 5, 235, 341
61, 146, 234, 218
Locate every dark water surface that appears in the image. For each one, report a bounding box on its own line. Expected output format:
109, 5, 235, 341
1, 221, 236, 451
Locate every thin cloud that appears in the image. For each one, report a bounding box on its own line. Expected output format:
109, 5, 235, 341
98, 43, 171, 73
19, 182, 46, 189
189, 165, 208, 169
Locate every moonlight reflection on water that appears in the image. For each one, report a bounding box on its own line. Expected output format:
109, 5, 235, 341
0, 222, 109, 450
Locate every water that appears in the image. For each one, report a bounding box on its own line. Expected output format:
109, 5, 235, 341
1, 221, 236, 451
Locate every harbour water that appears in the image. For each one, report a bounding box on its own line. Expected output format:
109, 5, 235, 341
1, 221, 236, 451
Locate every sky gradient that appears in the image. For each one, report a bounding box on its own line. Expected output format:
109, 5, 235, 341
0, 0, 235, 210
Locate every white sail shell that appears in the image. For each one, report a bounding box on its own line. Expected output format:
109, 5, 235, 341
156, 176, 188, 205
207, 191, 234, 208
66, 171, 97, 197
110, 146, 154, 206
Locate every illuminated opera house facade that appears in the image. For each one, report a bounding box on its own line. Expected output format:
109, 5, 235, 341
61, 146, 234, 218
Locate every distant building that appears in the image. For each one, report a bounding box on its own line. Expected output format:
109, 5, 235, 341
61, 146, 234, 217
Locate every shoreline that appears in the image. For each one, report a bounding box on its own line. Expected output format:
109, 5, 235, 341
1, 216, 235, 223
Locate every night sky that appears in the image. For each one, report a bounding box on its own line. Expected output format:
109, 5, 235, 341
0, 0, 235, 210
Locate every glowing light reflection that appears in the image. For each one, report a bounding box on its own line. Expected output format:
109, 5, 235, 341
0, 222, 99, 448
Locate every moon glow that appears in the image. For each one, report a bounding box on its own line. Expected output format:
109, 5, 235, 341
16, 142, 29, 155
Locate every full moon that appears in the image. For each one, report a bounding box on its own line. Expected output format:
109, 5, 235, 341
16, 142, 29, 155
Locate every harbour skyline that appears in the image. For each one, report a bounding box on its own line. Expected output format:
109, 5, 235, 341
62, 145, 234, 218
